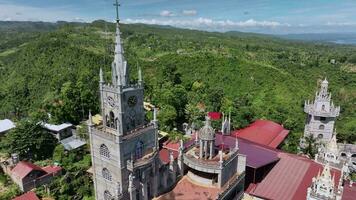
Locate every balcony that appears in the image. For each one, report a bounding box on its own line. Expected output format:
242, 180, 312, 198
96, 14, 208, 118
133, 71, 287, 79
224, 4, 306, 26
127, 149, 158, 171
304, 104, 340, 117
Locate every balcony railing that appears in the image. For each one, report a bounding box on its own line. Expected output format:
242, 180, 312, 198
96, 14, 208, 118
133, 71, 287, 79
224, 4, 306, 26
127, 150, 158, 171
304, 104, 340, 117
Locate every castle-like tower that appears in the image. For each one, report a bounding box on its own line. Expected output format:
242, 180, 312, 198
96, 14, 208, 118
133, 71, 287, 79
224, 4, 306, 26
89, 2, 160, 199
303, 78, 340, 142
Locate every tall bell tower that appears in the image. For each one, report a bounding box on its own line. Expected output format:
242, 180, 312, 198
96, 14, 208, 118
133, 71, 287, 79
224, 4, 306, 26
89, 1, 160, 199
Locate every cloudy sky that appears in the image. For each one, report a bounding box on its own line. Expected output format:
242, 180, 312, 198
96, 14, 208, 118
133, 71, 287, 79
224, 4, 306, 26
1, 0, 356, 34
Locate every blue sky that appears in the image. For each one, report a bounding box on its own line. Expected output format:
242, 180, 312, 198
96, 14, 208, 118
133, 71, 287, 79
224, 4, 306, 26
1, 0, 356, 34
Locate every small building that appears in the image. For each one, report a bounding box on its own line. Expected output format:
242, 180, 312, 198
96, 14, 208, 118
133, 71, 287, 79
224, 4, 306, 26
42, 123, 73, 141
60, 135, 86, 151
232, 120, 289, 148
12, 191, 40, 200
10, 161, 61, 192
0, 119, 16, 135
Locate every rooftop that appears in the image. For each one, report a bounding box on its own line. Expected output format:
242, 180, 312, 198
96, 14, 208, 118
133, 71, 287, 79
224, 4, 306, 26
342, 181, 356, 200
248, 153, 341, 200
11, 161, 45, 179
12, 191, 40, 200
42, 122, 73, 132
231, 119, 289, 148
156, 175, 221, 200
60, 136, 86, 150
0, 119, 16, 133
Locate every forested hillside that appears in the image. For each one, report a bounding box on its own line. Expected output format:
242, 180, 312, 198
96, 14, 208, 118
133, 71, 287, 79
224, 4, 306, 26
1, 21, 356, 153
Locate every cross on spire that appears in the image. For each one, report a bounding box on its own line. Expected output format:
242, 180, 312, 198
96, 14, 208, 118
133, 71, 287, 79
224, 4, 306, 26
114, 0, 120, 22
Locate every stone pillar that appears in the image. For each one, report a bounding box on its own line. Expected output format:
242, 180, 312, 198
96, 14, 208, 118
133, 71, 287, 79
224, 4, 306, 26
209, 141, 213, 159
199, 140, 203, 159
169, 151, 176, 183
152, 163, 159, 197
204, 140, 208, 159
141, 181, 148, 200
128, 174, 137, 200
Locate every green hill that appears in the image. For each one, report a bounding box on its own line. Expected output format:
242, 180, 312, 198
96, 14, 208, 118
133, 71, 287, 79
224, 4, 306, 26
0, 21, 355, 152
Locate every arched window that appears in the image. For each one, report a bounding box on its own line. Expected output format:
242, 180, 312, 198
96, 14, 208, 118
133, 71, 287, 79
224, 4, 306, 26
135, 141, 144, 159
110, 111, 115, 128
318, 134, 324, 139
319, 125, 325, 130
104, 190, 113, 200
322, 105, 325, 111
102, 168, 112, 181
100, 144, 110, 158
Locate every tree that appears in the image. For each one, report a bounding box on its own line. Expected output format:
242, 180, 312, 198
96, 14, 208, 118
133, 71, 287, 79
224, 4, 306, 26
0, 118, 57, 161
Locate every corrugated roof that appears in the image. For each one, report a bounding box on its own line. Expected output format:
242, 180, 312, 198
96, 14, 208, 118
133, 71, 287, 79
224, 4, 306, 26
42, 123, 73, 132
60, 136, 86, 150
0, 119, 16, 133
42, 165, 62, 174
11, 161, 45, 179
249, 153, 341, 200
156, 176, 221, 200
342, 181, 356, 200
12, 191, 40, 200
232, 120, 289, 148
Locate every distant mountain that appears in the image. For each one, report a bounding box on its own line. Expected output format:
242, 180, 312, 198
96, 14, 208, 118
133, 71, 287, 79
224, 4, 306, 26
278, 33, 356, 45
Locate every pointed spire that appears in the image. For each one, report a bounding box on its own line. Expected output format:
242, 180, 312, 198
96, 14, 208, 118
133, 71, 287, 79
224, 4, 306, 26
99, 68, 104, 83
112, 0, 128, 87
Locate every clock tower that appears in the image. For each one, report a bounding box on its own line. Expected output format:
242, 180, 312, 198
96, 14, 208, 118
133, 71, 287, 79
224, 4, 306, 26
89, 1, 160, 199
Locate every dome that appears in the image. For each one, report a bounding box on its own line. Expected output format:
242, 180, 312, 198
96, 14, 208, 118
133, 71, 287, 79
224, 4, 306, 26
199, 116, 215, 141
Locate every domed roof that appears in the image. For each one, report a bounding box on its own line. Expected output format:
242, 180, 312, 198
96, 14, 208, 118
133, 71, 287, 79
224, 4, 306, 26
199, 116, 215, 140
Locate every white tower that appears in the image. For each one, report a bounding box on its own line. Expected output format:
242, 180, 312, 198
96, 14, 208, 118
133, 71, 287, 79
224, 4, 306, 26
303, 78, 340, 142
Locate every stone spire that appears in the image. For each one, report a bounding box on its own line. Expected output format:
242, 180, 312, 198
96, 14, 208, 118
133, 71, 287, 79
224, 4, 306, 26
112, 0, 129, 87
326, 133, 339, 155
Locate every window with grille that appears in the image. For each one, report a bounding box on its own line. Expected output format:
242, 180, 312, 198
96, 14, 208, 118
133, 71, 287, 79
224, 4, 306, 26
102, 168, 112, 181
100, 144, 110, 158
104, 190, 113, 200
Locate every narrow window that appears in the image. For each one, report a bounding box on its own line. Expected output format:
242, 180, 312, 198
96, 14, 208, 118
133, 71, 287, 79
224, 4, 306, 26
104, 190, 113, 200
102, 168, 112, 181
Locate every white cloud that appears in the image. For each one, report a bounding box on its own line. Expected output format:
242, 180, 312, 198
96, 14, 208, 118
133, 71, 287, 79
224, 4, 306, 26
182, 9, 197, 16
123, 17, 290, 31
0, 3, 90, 22
160, 10, 174, 17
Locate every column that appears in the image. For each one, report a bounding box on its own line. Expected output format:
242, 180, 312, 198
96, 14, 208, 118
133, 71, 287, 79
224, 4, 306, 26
209, 141, 214, 159
141, 182, 148, 200
199, 140, 203, 159
128, 174, 137, 200
204, 141, 208, 159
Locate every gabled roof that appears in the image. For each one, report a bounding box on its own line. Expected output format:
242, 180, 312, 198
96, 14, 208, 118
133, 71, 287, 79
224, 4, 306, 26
232, 120, 289, 148
0, 119, 16, 133
248, 153, 341, 200
11, 161, 45, 180
42, 123, 73, 132
12, 191, 40, 200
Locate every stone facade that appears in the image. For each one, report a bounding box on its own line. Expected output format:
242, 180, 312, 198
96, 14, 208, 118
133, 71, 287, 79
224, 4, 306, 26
89, 7, 161, 199
303, 79, 340, 142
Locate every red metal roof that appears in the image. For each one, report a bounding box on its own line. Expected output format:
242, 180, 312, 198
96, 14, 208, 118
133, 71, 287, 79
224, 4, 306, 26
232, 120, 289, 148
249, 153, 341, 200
11, 161, 45, 179
208, 112, 222, 120
12, 191, 40, 200
342, 181, 356, 200
157, 176, 221, 200
42, 165, 62, 175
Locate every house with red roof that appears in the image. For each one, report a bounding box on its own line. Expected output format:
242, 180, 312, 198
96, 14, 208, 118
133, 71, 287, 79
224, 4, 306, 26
10, 161, 62, 192
232, 119, 289, 148
12, 191, 40, 200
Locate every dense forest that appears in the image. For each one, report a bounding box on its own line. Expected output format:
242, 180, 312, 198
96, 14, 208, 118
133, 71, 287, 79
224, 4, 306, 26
0, 20, 356, 199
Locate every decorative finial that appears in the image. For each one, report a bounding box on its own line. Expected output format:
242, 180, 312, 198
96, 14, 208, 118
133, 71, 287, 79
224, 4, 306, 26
88, 110, 93, 126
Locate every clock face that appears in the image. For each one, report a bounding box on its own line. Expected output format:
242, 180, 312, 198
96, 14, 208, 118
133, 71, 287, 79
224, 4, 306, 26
128, 96, 137, 107
107, 96, 115, 107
